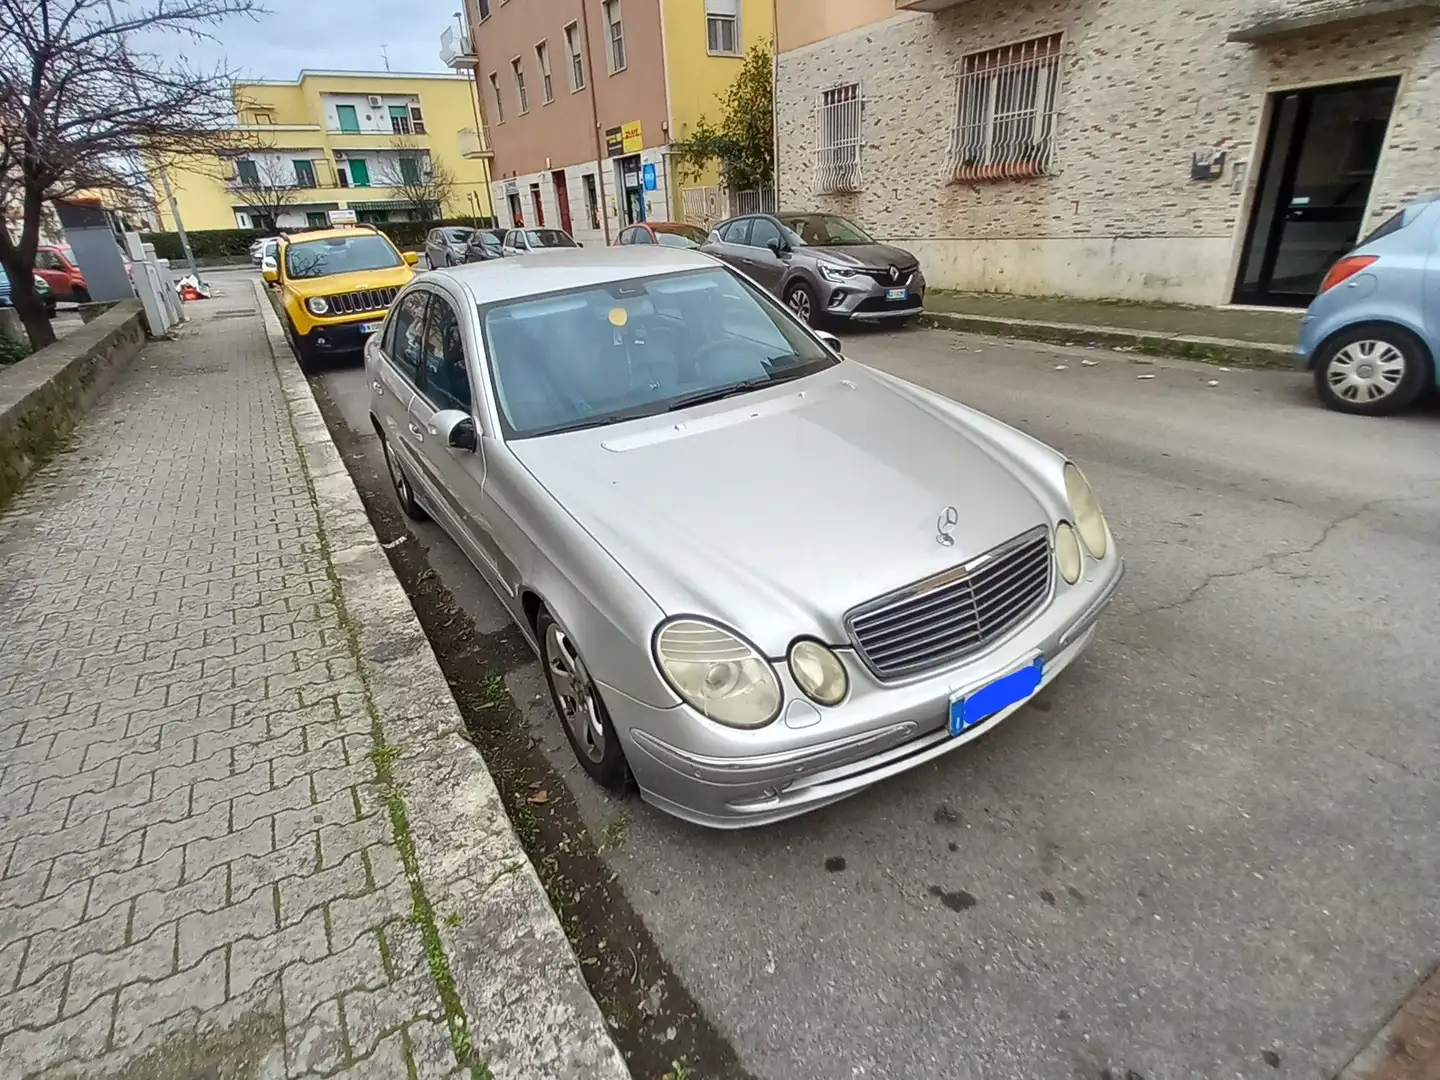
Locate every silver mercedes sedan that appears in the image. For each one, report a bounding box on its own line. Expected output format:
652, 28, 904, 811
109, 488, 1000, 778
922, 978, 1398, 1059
365, 248, 1122, 828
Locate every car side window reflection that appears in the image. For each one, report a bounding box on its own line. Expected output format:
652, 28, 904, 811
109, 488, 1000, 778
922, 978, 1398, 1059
386, 291, 429, 385
420, 296, 472, 414
748, 217, 781, 251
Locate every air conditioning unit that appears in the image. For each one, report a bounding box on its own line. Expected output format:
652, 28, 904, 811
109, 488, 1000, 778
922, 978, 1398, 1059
367, 95, 383, 107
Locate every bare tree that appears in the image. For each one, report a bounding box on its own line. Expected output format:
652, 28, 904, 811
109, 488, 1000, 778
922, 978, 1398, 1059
0, 0, 259, 350
373, 138, 455, 224
226, 152, 299, 233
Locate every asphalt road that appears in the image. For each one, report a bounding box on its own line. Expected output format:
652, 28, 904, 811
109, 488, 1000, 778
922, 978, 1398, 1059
318, 327, 1440, 1080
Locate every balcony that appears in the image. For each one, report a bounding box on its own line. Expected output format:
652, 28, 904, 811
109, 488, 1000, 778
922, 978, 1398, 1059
440, 24, 477, 68
1227, 0, 1440, 41
457, 127, 493, 160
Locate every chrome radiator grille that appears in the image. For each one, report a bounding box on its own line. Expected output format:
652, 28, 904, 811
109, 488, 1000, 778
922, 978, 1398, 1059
324, 287, 399, 316
846, 526, 1052, 680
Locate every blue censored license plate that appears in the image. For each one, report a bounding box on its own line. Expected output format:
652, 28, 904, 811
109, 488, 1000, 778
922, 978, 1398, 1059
359, 321, 384, 335
949, 659, 1044, 736
885, 287, 908, 301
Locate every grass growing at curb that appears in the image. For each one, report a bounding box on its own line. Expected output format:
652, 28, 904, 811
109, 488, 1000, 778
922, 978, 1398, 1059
261, 288, 483, 1077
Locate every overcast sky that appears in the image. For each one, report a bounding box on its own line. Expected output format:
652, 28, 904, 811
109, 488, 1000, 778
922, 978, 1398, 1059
141, 1, 458, 82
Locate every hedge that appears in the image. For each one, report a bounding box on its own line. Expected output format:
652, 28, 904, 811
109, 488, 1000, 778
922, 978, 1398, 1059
139, 216, 499, 261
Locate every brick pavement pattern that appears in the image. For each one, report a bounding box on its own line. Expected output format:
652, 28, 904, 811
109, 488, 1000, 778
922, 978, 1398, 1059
0, 304, 466, 1078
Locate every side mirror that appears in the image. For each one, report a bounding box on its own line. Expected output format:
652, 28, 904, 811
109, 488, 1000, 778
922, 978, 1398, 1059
429, 409, 477, 451
815, 330, 842, 354
403, 251, 420, 266
766, 237, 784, 255
575, 241, 584, 247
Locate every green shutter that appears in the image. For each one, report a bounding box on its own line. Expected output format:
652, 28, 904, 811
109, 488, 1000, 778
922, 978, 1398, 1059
336, 104, 360, 133
349, 158, 370, 186
399, 157, 421, 185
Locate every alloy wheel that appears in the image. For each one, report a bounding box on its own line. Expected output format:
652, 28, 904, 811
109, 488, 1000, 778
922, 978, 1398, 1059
787, 286, 813, 324
1326, 339, 1406, 403
544, 623, 605, 764
383, 439, 410, 502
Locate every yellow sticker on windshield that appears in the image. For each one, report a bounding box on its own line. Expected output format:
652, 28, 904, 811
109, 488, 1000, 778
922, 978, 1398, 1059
608, 306, 628, 327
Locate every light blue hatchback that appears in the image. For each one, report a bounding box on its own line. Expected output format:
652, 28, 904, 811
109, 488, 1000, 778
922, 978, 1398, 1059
1295, 195, 1440, 415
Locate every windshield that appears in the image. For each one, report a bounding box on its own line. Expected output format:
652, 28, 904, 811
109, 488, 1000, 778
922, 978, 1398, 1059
473, 232, 504, 252
653, 224, 709, 249
780, 214, 875, 247
481, 267, 838, 438
525, 229, 577, 249
285, 234, 402, 279
443, 228, 473, 243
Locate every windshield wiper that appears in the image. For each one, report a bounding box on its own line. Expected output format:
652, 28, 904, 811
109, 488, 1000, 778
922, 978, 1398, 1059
666, 368, 813, 412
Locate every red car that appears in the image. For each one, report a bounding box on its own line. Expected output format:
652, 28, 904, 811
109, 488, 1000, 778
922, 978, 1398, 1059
613, 222, 710, 249
33, 245, 89, 302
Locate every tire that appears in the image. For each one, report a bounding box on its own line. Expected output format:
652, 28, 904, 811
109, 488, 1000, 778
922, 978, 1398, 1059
45, 301, 56, 320
784, 279, 818, 326
380, 432, 428, 521
72, 286, 90, 304
1313, 324, 1430, 416
284, 317, 320, 376
537, 609, 628, 790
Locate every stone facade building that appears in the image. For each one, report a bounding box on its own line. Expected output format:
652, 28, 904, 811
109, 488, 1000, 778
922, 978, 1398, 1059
775, 0, 1440, 306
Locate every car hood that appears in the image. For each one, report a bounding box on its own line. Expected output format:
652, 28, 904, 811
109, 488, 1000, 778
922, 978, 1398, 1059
509, 365, 1052, 653
285, 264, 414, 296
808, 243, 918, 271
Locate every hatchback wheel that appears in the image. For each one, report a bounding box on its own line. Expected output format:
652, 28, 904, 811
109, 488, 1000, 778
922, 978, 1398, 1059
382, 434, 428, 521
538, 611, 628, 789
1314, 324, 1429, 416
786, 280, 817, 325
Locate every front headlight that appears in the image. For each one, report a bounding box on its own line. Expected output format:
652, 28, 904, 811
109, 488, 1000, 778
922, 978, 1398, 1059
654, 618, 782, 729
306, 296, 330, 316
788, 640, 848, 706
1064, 463, 1108, 558
1055, 523, 1082, 585
819, 264, 858, 282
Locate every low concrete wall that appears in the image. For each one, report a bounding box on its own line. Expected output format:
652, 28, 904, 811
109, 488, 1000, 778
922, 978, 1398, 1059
0, 299, 146, 507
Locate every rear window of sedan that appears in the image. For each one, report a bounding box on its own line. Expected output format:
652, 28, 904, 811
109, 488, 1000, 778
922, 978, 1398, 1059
479, 267, 837, 438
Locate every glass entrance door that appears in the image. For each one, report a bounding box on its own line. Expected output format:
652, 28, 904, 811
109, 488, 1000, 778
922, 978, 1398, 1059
1233, 77, 1398, 307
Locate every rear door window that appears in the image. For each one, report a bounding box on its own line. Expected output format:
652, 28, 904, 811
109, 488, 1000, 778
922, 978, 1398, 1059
719, 218, 752, 245
385, 290, 430, 385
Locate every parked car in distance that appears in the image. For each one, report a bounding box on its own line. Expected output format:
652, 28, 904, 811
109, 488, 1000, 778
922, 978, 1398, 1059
249, 236, 277, 264
501, 228, 580, 256
0, 272, 57, 319
266, 225, 418, 373
702, 212, 925, 326
34, 245, 89, 302
365, 248, 1120, 828
1295, 194, 1439, 416
463, 228, 507, 263
424, 226, 475, 268
615, 222, 710, 249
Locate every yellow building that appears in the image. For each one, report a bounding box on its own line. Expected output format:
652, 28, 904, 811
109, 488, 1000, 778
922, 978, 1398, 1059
156, 69, 494, 232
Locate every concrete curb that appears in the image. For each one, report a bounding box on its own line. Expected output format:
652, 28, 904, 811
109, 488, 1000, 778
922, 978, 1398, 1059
251, 282, 632, 1079
917, 309, 1297, 368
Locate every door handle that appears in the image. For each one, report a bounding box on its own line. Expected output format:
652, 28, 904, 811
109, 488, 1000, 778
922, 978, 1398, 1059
407, 421, 424, 441
371, 380, 384, 395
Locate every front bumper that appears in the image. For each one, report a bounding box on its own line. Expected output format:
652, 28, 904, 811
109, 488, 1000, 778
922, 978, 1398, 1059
612, 550, 1124, 828
297, 317, 385, 355
819, 269, 926, 322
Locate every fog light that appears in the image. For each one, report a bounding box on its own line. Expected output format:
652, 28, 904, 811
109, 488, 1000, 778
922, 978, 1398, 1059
788, 640, 848, 706
1055, 523, 1082, 584
828, 291, 846, 308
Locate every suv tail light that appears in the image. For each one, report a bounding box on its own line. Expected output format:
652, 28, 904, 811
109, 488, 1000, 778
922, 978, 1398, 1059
1319, 255, 1378, 294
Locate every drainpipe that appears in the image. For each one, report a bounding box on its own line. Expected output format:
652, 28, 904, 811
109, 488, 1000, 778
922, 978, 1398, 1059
770, 0, 780, 200
579, 0, 612, 244
458, 5, 493, 224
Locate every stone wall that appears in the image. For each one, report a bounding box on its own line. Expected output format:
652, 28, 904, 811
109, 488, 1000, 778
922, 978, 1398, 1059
0, 301, 146, 506
776, 1, 1440, 303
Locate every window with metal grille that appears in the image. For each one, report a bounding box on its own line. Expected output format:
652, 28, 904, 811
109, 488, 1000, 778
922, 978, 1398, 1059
536, 41, 553, 103
512, 57, 528, 113
565, 23, 585, 90
814, 83, 862, 193
389, 105, 412, 135
706, 0, 738, 55
582, 173, 600, 229
292, 159, 316, 188
603, 0, 626, 73
948, 33, 1062, 182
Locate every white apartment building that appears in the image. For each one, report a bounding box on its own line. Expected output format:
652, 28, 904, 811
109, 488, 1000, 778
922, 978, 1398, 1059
776, 0, 1440, 307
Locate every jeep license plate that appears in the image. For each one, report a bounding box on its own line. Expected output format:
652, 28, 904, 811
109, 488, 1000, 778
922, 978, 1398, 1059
359, 321, 384, 335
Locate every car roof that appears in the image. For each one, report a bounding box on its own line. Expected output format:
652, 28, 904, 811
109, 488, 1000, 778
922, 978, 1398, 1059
433, 247, 718, 304
284, 227, 384, 245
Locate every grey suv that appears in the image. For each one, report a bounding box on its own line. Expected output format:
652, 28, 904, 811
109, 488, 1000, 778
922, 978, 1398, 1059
701, 212, 925, 325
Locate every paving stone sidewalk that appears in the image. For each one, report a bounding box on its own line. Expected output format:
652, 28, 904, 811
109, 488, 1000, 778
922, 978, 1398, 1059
0, 299, 624, 1078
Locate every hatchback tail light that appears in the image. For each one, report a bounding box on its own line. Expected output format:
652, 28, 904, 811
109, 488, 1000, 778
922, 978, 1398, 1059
1319, 255, 1378, 294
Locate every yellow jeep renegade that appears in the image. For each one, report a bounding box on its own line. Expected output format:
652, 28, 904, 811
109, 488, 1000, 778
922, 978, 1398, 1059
266, 226, 418, 371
